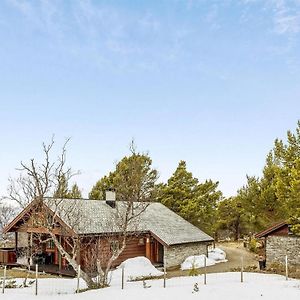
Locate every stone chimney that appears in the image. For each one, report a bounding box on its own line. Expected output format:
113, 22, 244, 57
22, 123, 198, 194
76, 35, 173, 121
105, 188, 116, 208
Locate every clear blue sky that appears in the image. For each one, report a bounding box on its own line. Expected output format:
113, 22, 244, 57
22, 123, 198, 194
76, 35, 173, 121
0, 0, 299, 198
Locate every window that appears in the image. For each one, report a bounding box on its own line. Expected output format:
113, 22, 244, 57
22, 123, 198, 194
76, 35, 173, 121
47, 240, 55, 249
138, 238, 145, 245
110, 241, 120, 254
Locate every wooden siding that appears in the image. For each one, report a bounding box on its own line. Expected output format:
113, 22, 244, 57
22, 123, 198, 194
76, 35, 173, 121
0, 249, 17, 264
269, 225, 289, 236
80, 235, 147, 270
255, 221, 288, 238
113, 237, 146, 266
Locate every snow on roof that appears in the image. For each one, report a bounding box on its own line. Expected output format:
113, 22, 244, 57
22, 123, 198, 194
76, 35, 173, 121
44, 198, 214, 246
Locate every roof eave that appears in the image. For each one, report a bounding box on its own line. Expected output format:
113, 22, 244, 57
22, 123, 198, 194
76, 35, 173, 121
255, 221, 288, 238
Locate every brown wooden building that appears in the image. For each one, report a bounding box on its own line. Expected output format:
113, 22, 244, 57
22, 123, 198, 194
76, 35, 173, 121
2, 196, 213, 275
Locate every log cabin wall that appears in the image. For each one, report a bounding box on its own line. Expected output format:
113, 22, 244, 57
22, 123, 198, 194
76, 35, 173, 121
80, 235, 147, 270
0, 249, 17, 264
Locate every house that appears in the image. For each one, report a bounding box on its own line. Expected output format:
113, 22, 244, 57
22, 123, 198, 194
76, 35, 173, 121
1, 192, 213, 274
255, 221, 300, 267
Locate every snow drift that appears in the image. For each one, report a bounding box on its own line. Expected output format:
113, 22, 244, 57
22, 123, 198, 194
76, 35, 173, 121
181, 255, 215, 270
181, 248, 227, 270
115, 257, 163, 281
208, 247, 227, 262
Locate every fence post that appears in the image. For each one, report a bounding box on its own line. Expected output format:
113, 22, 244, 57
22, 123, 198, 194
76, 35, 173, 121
163, 258, 166, 288
2, 265, 6, 294
35, 264, 38, 296
285, 255, 288, 281
76, 265, 81, 293
204, 256, 207, 285
121, 266, 124, 289
241, 256, 244, 283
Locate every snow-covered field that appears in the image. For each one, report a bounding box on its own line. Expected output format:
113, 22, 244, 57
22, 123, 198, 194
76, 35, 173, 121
2, 272, 300, 300
2, 255, 300, 300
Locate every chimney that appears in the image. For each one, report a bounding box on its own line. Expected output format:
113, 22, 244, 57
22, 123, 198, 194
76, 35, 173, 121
105, 188, 116, 208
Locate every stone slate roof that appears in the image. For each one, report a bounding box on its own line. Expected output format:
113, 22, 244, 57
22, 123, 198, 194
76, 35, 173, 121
44, 198, 213, 246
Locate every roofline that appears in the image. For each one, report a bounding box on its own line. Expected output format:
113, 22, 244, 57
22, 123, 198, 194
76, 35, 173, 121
4, 198, 214, 245
42, 201, 78, 236
149, 231, 169, 247
3, 199, 77, 237
255, 221, 288, 238
168, 238, 214, 246
3, 200, 37, 234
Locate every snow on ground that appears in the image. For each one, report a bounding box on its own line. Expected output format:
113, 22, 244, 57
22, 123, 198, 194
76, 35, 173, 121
181, 248, 227, 270
2, 272, 300, 300
113, 257, 164, 281
208, 247, 227, 263
181, 255, 215, 270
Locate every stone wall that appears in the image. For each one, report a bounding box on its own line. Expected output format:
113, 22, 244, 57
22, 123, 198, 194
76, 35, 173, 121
164, 242, 208, 268
266, 235, 300, 267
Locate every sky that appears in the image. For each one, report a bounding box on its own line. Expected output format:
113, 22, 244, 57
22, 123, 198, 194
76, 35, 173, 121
0, 0, 300, 199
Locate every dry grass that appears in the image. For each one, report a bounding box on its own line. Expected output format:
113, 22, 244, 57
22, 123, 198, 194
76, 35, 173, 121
0, 267, 57, 279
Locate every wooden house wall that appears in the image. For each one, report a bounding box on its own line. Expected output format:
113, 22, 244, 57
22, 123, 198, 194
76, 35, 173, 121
80, 235, 146, 270
0, 250, 17, 264
269, 225, 289, 236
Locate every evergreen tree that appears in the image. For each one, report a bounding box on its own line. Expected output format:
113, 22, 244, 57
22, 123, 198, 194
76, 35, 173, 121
89, 149, 158, 202
89, 172, 115, 199
157, 161, 222, 235
234, 121, 300, 235
157, 161, 198, 214
216, 197, 245, 240
272, 122, 300, 233
67, 183, 82, 199
259, 151, 283, 222
54, 174, 69, 198
181, 179, 222, 235
236, 176, 263, 232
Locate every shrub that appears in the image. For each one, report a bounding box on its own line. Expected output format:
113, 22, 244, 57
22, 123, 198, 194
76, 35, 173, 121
188, 263, 200, 276
248, 239, 259, 253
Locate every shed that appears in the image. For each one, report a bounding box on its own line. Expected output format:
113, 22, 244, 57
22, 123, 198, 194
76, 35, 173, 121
255, 221, 300, 267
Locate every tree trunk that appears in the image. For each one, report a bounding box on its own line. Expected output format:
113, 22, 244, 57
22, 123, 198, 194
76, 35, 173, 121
49, 233, 95, 289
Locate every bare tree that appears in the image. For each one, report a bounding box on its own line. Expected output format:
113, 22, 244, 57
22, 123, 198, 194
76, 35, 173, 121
0, 202, 16, 231
5, 138, 95, 287
6, 139, 158, 289
0, 201, 17, 247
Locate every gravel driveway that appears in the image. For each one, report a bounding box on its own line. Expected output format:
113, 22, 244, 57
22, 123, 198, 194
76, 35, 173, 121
167, 242, 258, 278
205, 242, 257, 273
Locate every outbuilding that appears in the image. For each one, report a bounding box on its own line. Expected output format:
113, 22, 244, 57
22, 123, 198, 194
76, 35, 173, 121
255, 221, 300, 268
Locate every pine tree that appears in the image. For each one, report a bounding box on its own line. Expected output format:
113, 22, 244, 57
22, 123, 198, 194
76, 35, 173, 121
89, 151, 158, 202
234, 121, 300, 234
259, 151, 283, 222
54, 174, 69, 198
216, 197, 245, 240
236, 176, 263, 232
181, 179, 222, 235
67, 183, 82, 199
89, 173, 115, 199
157, 161, 222, 235
157, 161, 198, 214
